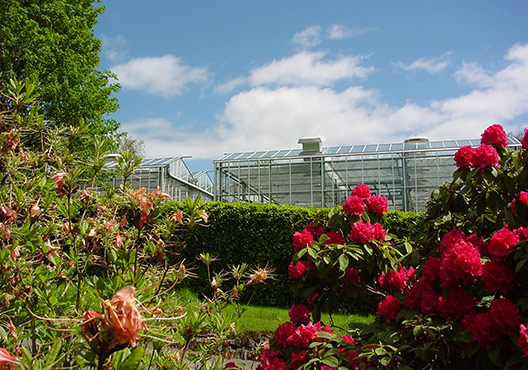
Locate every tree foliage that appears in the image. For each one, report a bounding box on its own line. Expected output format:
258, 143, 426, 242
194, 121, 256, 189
0, 0, 120, 141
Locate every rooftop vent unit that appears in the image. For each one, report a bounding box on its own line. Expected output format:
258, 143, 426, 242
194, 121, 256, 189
404, 137, 429, 144
298, 135, 325, 154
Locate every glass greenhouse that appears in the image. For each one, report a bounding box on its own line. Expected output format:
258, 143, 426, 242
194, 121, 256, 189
103, 156, 214, 202
214, 136, 521, 212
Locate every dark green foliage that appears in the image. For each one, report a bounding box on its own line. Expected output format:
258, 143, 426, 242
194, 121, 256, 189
384, 210, 425, 241
166, 201, 422, 309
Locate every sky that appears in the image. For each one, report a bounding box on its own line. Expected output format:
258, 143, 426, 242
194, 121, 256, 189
94, 1, 528, 172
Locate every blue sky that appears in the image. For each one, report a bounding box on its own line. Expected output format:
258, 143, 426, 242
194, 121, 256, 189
95, 1, 528, 172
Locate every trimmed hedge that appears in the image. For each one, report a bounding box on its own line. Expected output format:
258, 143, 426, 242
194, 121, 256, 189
168, 201, 424, 308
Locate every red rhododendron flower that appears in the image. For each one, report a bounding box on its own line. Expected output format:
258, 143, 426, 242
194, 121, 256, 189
468, 312, 501, 349
466, 234, 488, 257
379, 267, 415, 292
454, 146, 476, 167
404, 279, 431, 310
305, 221, 324, 237
419, 288, 441, 315
519, 191, 528, 206
481, 124, 508, 148
377, 295, 401, 321
289, 304, 310, 324
488, 228, 519, 257
274, 322, 296, 347
438, 287, 475, 320
440, 229, 466, 257
288, 322, 325, 348
293, 230, 313, 251
471, 144, 499, 168
366, 195, 389, 217
373, 223, 387, 241
489, 298, 520, 336
346, 267, 360, 284
519, 324, 528, 357
421, 257, 441, 283
439, 240, 482, 287
288, 261, 307, 280
515, 226, 528, 241
351, 184, 371, 199
324, 230, 345, 245
290, 351, 309, 370
481, 258, 515, 294
307, 292, 319, 304
224, 362, 241, 370
257, 348, 286, 370
348, 220, 376, 244
522, 128, 528, 150
343, 195, 366, 216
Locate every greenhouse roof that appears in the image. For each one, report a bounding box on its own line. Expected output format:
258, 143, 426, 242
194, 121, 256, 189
216, 136, 521, 162
103, 156, 184, 170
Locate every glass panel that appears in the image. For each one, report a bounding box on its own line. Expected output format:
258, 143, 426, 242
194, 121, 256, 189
261, 150, 279, 158
469, 139, 481, 146
457, 139, 471, 146
326, 147, 340, 154
430, 141, 444, 148
417, 141, 430, 149
443, 140, 457, 147
404, 143, 417, 150
391, 143, 403, 150
337, 146, 352, 153
276, 150, 292, 157
351, 145, 365, 152
365, 144, 377, 152
378, 144, 390, 151
248, 151, 267, 159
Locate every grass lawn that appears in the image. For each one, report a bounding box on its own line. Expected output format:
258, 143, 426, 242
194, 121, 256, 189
226, 305, 375, 335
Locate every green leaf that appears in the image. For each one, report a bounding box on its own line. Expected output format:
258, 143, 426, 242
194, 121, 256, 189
44, 340, 62, 367
117, 347, 144, 370
338, 253, 349, 272
321, 356, 339, 367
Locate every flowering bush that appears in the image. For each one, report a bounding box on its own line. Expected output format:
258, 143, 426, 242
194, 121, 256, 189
260, 124, 528, 369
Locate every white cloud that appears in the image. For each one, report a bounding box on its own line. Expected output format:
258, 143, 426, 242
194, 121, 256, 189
249, 51, 374, 87
394, 52, 451, 73
213, 77, 247, 94
111, 55, 208, 96
327, 24, 376, 40
101, 35, 129, 63
292, 25, 322, 49
132, 43, 528, 162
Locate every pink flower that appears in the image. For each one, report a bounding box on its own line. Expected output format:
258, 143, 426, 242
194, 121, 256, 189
488, 228, 519, 257
481, 258, 515, 294
481, 124, 508, 148
468, 312, 501, 349
348, 220, 376, 244
373, 223, 387, 241
307, 292, 319, 304
379, 267, 415, 292
421, 257, 441, 283
519, 191, 528, 206
0, 348, 17, 369
293, 230, 313, 252
440, 229, 466, 257
518, 324, 528, 357
466, 234, 488, 257
366, 195, 389, 217
289, 304, 310, 324
377, 295, 401, 321
351, 184, 371, 199
324, 230, 345, 245
438, 287, 475, 320
454, 146, 476, 167
515, 226, 528, 241
346, 267, 360, 284
489, 298, 520, 337
419, 288, 441, 315
439, 240, 482, 287
288, 322, 323, 348
288, 261, 307, 280
471, 144, 499, 168
274, 322, 296, 347
522, 128, 528, 150
404, 280, 432, 310
343, 195, 365, 216
305, 221, 324, 237
290, 351, 309, 370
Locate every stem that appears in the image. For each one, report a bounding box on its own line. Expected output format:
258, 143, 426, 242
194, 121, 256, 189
147, 348, 156, 370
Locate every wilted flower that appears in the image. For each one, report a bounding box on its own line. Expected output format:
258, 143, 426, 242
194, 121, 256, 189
0, 348, 17, 369
247, 266, 275, 286
171, 211, 184, 224
199, 211, 208, 223
51, 172, 66, 194
29, 203, 41, 217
